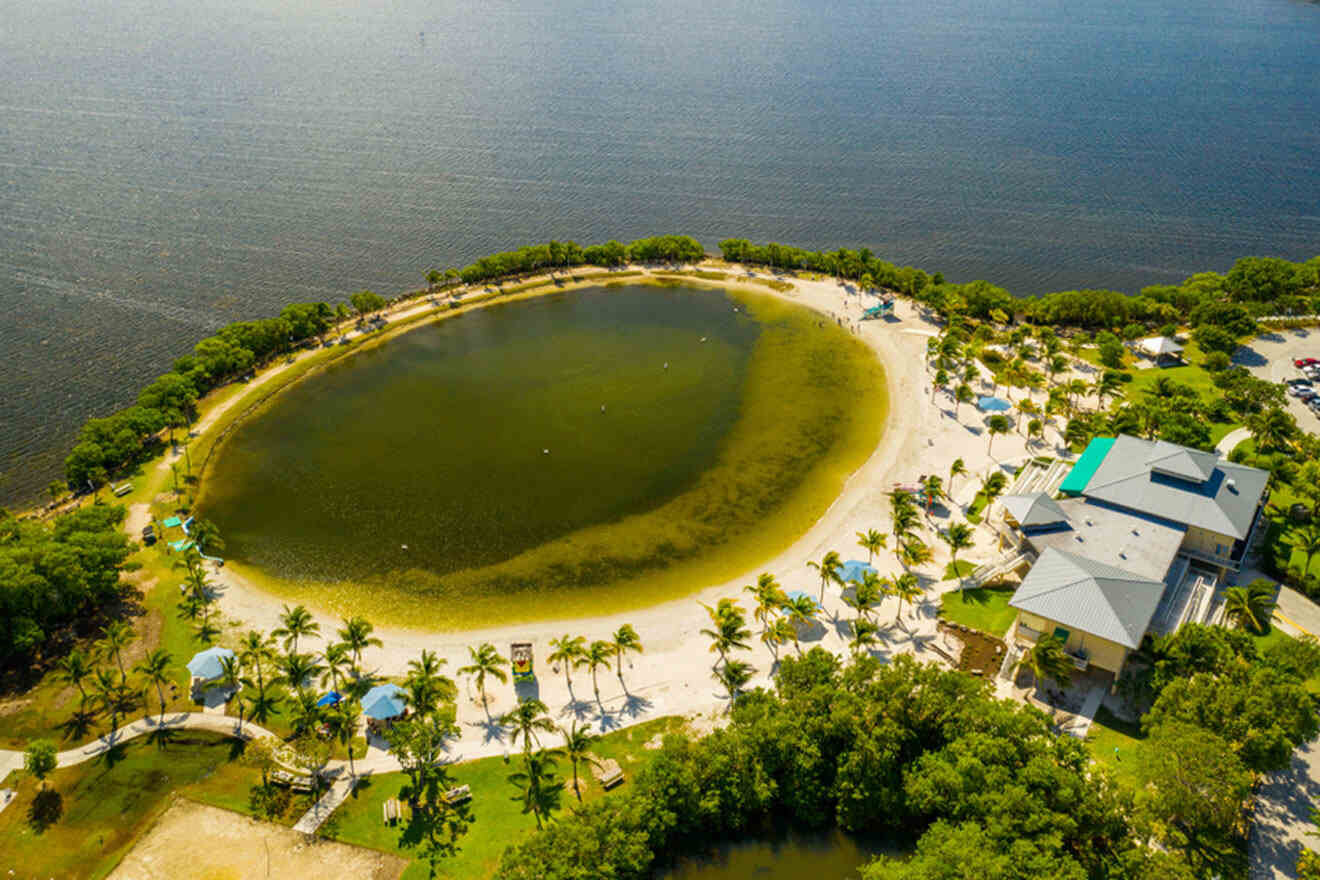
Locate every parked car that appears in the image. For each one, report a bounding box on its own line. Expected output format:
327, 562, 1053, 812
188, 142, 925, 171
1295, 357, 1319, 367
1290, 385, 1315, 398
1288, 377, 1313, 386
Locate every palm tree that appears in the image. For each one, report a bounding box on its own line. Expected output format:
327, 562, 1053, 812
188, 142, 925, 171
508, 748, 563, 829
458, 642, 509, 716
1026, 418, 1044, 448
744, 574, 787, 633
1246, 407, 1296, 453
716, 659, 755, 702
337, 616, 382, 675
288, 689, 323, 738
806, 551, 844, 603
56, 649, 93, 710
188, 518, 225, 557
404, 649, 453, 717
1015, 398, 1039, 433
239, 630, 280, 723
273, 604, 320, 655
98, 620, 135, 683
502, 698, 556, 756
782, 594, 817, 655
1295, 526, 1320, 575
1223, 581, 1276, 634
940, 521, 975, 582
954, 383, 974, 417
899, 537, 933, 572
1094, 372, 1123, 409
218, 654, 244, 728
699, 599, 751, 668
584, 640, 613, 706
850, 619, 880, 656
760, 617, 797, 662
890, 572, 922, 624
134, 648, 174, 722
854, 570, 888, 621
548, 635, 587, 696
92, 667, 133, 734
279, 652, 321, 697
920, 474, 944, 515
948, 458, 967, 496
610, 624, 643, 680
1019, 634, 1074, 689
320, 642, 352, 694
331, 699, 363, 778
986, 414, 1011, 456
560, 721, 601, 803
856, 529, 887, 564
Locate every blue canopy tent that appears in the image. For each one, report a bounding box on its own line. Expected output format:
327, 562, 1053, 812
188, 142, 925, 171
362, 683, 408, 721
839, 560, 877, 584
316, 691, 342, 708
977, 396, 1012, 412
186, 646, 235, 682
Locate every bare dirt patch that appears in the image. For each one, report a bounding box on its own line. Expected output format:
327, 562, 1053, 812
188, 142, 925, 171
108, 799, 406, 880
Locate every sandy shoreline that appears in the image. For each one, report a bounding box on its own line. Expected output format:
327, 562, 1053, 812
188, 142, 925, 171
181, 266, 1055, 764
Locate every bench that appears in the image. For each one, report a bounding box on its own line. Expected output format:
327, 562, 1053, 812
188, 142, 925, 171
442, 784, 471, 806
271, 770, 315, 793
383, 798, 401, 825
593, 758, 625, 790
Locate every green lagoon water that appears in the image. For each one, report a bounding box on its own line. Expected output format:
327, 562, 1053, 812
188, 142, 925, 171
201, 283, 883, 628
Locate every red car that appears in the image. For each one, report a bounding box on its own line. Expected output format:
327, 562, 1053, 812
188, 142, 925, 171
1296, 358, 1320, 367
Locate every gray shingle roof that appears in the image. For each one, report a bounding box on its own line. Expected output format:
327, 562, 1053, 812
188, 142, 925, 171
1078, 436, 1267, 540
1009, 547, 1166, 649
1001, 493, 1069, 528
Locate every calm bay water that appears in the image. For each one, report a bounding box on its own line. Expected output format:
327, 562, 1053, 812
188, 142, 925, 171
3, 0, 1319, 504
655, 829, 895, 880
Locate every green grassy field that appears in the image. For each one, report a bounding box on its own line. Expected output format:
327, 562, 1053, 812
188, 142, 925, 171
0, 733, 245, 880
327, 715, 688, 879
939, 587, 1017, 636
1086, 705, 1149, 789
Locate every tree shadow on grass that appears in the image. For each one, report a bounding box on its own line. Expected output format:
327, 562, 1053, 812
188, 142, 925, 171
57, 709, 98, 743
28, 789, 63, 831
99, 742, 130, 770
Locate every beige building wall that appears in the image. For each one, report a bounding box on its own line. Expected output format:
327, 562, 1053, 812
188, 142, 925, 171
1181, 525, 1236, 561
1014, 611, 1130, 674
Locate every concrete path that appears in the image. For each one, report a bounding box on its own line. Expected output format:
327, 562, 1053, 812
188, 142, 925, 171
293, 775, 356, 834
1061, 683, 1106, 739
1217, 426, 1251, 456
1250, 737, 1320, 879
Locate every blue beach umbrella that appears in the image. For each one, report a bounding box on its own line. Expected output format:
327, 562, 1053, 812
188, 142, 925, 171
977, 396, 1012, 412
839, 560, 877, 584
316, 691, 342, 708
362, 683, 408, 720
186, 646, 235, 682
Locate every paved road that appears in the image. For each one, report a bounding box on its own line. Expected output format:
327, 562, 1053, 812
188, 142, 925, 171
1251, 737, 1320, 879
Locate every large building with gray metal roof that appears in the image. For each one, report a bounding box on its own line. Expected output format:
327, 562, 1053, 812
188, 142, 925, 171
999, 435, 1269, 680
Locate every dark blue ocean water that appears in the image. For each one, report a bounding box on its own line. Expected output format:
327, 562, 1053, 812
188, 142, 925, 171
1, 0, 1317, 504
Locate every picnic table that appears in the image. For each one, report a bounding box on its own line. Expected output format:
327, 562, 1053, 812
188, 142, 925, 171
443, 784, 472, 805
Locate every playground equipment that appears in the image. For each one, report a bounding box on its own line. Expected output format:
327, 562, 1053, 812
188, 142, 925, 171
861, 295, 895, 320
511, 642, 535, 681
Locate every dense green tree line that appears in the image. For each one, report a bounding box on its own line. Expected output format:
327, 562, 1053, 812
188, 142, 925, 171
63, 302, 337, 490
457, 235, 703, 284
494, 651, 1237, 880
0, 505, 133, 663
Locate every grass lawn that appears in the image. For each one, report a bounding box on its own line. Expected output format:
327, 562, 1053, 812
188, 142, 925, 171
0, 732, 245, 880
328, 715, 688, 880
939, 587, 1017, 637
1086, 705, 1149, 790
942, 560, 975, 581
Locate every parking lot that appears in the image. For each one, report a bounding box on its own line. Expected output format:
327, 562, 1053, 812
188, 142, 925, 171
1238, 326, 1320, 426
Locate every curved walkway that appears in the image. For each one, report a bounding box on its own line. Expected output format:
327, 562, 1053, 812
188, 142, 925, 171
1217, 426, 1250, 456
0, 712, 280, 781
